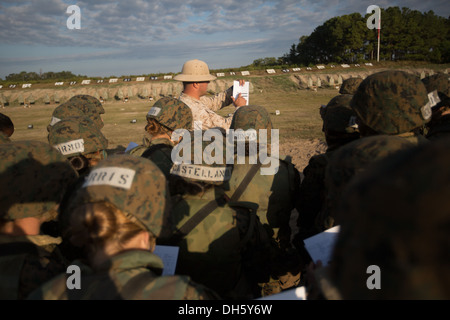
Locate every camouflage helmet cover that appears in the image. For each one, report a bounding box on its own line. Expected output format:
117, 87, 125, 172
339, 77, 363, 95
0, 141, 78, 220
69, 94, 105, 114
350, 70, 431, 134
55, 95, 104, 129
330, 138, 450, 299
48, 117, 108, 158
146, 97, 193, 131
66, 155, 172, 237
230, 105, 273, 132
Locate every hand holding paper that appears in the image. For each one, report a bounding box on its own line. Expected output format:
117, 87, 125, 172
232, 80, 249, 106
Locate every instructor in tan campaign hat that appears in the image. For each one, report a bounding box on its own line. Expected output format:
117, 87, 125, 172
174, 59, 247, 130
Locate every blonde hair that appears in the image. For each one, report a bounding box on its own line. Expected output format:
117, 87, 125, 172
69, 201, 150, 257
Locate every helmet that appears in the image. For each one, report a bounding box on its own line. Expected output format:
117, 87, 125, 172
66, 155, 172, 237
146, 97, 193, 131
173, 59, 217, 82
339, 77, 363, 95
48, 117, 108, 158
55, 95, 104, 129
350, 70, 431, 134
322, 94, 359, 134
70, 94, 105, 114
230, 105, 273, 132
330, 138, 450, 299
421, 73, 450, 99
0, 141, 78, 220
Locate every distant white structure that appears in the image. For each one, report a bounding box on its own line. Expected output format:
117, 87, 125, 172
266, 69, 276, 74
216, 73, 225, 77
341, 64, 350, 68
81, 80, 91, 85
365, 63, 373, 66
292, 68, 301, 72
306, 67, 312, 70
275, 110, 280, 115
241, 71, 250, 76
164, 75, 173, 80
109, 78, 118, 83
70, 81, 77, 85
316, 65, 325, 70
97, 79, 104, 83
22, 84, 32, 88
136, 77, 145, 82
0, 85, 2, 89
229, 72, 236, 75
55, 82, 64, 86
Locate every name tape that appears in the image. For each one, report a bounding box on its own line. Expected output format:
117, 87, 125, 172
232, 131, 257, 142
83, 167, 136, 190
53, 138, 85, 155
50, 116, 61, 126
170, 164, 232, 182
147, 107, 161, 117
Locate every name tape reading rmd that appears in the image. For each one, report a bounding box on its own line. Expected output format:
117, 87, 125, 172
53, 139, 85, 156
171, 125, 280, 176
82, 167, 136, 190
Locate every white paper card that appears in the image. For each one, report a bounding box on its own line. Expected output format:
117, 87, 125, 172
153, 245, 179, 276
303, 225, 340, 266
82, 167, 136, 190
232, 80, 249, 105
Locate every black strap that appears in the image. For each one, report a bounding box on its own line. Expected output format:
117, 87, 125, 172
169, 163, 262, 244
229, 163, 262, 202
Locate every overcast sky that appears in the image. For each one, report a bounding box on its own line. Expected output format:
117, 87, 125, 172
0, 0, 448, 79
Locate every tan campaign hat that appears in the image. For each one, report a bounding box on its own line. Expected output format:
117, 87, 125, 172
173, 59, 217, 82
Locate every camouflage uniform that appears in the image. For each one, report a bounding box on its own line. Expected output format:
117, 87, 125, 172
295, 94, 360, 241
128, 97, 192, 167
179, 88, 235, 130
29, 155, 218, 300
0, 141, 78, 299
225, 105, 303, 296
159, 133, 276, 299
321, 135, 415, 228
48, 95, 104, 131
339, 77, 363, 95
350, 70, 431, 145
328, 138, 450, 299
421, 73, 450, 141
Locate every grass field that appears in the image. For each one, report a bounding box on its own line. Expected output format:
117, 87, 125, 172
1, 75, 337, 152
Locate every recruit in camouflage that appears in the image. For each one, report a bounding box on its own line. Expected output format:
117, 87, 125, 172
0, 140, 78, 221
146, 97, 193, 131
329, 138, 450, 299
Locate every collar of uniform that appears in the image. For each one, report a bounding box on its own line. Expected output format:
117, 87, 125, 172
179, 92, 200, 103
93, 249, 164, 275
150, 137, 174, 147
0, 234, 62, 246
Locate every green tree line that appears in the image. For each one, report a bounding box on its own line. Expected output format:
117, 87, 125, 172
281, 6, 449, 65
4, 70, 85, 82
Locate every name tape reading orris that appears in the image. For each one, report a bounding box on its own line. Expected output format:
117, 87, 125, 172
83, 167, 136, 190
